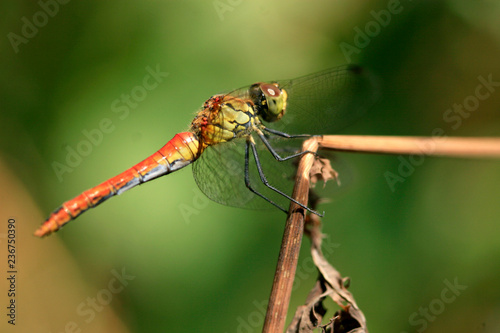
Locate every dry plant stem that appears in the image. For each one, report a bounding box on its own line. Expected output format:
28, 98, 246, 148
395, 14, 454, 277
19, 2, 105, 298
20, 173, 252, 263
262, 138, 319, 333
319, 135, 500, 157
263, 134, 499, 332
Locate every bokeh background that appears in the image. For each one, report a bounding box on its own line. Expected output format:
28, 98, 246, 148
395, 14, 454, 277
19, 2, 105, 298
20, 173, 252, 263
1, 1, 500, 332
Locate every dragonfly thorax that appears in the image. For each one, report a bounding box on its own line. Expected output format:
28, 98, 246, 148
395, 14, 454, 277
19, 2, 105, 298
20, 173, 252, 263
248, 83, 288, 123
191, 95, 258, 147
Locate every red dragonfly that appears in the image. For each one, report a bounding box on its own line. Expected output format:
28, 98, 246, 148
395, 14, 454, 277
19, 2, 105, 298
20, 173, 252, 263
35, 65, 377, 237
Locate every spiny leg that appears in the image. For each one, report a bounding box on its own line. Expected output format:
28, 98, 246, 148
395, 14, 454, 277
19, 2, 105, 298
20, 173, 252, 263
258, 127, 321, 162
247, 138, 324, 217
263, 127, 311, 138
244, 141, 288, 214
256, 131, 311, 162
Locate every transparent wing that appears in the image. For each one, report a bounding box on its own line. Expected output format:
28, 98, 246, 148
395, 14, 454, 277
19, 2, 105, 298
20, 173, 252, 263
263, 65, 379, 135
192, 134, 299, 210
192, 65, 379, 210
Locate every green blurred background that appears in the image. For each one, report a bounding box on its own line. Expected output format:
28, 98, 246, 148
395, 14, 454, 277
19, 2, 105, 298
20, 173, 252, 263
1, 1, 500, 332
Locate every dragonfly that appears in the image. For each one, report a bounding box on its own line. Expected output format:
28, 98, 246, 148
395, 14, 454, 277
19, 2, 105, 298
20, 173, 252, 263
35, 65, 378, 237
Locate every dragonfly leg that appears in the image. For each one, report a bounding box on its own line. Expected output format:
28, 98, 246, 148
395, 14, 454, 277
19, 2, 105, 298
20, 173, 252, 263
256, 130, 317, 162
263, 127, 312, 138
244, 142, 288, 214
247, 139, 324, 217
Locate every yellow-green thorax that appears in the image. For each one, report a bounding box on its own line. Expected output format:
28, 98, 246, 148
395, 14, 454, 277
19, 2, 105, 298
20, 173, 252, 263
190, 82, 289, 149
190, 95, 258, 147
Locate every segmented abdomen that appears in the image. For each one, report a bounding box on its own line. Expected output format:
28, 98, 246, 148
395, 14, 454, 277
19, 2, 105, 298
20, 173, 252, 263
35, 132, 201, 237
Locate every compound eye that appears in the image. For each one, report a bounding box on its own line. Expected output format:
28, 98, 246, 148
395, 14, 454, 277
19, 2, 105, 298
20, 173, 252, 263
257, 83, 286, 123
260, 84, 281, 98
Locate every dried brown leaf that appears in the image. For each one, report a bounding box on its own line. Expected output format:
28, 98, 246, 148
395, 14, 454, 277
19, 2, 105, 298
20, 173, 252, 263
310, 158, 340, 188
287, 219, 368, 333
286, 279, 328, 333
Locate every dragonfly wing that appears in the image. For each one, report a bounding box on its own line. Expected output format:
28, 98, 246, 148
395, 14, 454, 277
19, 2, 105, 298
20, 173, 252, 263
192, 135, 299, 210
192, 65, 379, 211
267, 65, 380, 135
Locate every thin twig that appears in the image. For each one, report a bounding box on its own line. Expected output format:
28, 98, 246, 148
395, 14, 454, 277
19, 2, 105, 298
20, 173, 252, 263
262, 138, 319, 333
319, 135, 500, 157
263, 134, 500, 332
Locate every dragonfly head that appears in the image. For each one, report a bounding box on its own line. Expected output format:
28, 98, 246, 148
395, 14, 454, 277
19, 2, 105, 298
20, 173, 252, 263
249, 83, 288, 123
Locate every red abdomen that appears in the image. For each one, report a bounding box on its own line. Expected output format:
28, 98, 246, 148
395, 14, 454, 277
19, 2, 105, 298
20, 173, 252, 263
35, 132, 201, 237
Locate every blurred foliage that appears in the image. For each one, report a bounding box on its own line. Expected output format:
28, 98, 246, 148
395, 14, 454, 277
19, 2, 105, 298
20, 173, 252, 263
1, 1, 500, 332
